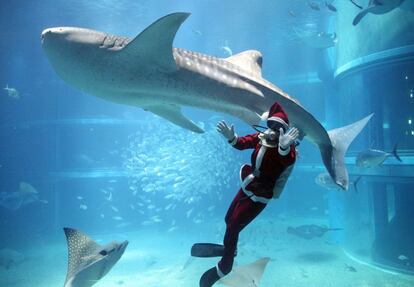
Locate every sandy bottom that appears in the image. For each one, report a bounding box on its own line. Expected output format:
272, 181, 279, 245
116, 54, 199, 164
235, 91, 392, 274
1, 216, 414, 287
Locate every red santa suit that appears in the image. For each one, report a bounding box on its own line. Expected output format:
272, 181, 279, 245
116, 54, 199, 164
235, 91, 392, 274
216, 102, 296, 277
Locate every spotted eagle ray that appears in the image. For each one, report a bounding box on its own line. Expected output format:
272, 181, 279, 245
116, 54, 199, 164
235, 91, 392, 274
219, 257, 270, 287
0, 182, 47, 210
41, 12, 372, 190
63, 227, 128, 287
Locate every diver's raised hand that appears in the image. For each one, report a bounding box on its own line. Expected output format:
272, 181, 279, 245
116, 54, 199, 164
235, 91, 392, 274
217, 121, 235, 141
279, 127, 299, 149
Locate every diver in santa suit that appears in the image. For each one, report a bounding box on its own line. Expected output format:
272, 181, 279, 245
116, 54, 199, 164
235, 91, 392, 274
192, 102, 299, 287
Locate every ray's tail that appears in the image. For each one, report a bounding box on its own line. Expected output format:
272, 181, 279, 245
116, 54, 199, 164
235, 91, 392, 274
392, 143, 402, 162
353, 176, 362, 193
320, 114, 373, 190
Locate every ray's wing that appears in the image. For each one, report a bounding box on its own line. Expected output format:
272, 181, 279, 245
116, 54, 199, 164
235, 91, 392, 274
0, 192, 23, 210
63, 227, 101, 284
219, 257, 271, 286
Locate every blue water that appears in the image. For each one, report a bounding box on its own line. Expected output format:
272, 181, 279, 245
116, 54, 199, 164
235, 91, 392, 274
1, 1, 414, 286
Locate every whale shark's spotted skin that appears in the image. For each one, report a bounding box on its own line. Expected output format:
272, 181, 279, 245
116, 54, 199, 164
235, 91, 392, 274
41, 13, 373, 190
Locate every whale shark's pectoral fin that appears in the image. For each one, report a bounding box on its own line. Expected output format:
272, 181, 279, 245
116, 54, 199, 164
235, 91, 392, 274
119, 12, 190, 73
146, 104, 205, 133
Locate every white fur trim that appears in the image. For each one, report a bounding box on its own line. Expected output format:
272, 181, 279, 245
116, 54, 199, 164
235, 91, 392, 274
260, 111, 269, 121
268, 116, 288, 128
240, 170, 270, 204
242, 189, 271, 204
241, 173, 254, 190
229, 134, 238, 145
278, 144, 290, 156
254, 145, 267, 176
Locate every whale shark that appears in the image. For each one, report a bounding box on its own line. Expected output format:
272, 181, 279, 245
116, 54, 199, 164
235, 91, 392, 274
63, 227, 128, 287
293, 27, 338, 49
353, 0, 405, 25
41, 12, 372, 190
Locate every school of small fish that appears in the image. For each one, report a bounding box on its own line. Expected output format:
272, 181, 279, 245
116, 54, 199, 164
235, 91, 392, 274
75, 117, 244, 230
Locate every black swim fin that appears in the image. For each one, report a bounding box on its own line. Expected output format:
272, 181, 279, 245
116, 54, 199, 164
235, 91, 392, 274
200, 266, 220, 287
191, 243, 225, 258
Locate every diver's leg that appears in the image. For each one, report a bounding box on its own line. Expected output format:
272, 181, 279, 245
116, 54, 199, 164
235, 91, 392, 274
199, 189, 266, 286
199, 266, 220, 287
193, 190, 245, 259
224, 189, 246, 223
199, 190, 245, 287
218, 190, 266, 275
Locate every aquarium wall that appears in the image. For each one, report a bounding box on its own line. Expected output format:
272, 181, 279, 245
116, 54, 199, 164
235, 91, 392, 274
335, 1, 414, 69
1, 1, 414, 286
331, 1, 414, 274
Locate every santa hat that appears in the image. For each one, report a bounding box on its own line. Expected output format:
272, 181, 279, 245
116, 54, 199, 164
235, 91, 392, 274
266, 102, 289, 131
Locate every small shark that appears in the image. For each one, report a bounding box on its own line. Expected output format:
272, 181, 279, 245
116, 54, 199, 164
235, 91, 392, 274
356, 144, 402, 167
220, 45, 233, 57
219, 257, 270, 287
308, 1, 321, 11
41, 13, 373, 190
287, 225, 343, 240
353, 0, 405, 25
0, 182, 48, 210
294, 28, 338, 49
315, 172, 361, 192
325, 1, 338, 12
288, 10, 297, 17
63, 227, 128, 287
3, 84, 19, 99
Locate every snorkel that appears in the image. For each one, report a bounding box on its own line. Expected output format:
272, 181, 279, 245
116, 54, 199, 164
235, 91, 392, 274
252, 124, 300, 148
252, 125, 279, 142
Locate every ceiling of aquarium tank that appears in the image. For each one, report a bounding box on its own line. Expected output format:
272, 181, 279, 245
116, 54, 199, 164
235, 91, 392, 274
1, 1, 414, 287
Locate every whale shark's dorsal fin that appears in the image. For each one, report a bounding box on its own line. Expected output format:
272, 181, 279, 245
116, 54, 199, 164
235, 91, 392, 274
64, 227, 100, 284
226, 50, 263, 78
119, 12, 190, 73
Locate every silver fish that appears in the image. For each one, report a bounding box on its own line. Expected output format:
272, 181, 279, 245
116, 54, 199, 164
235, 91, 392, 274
356, 145, 401, 167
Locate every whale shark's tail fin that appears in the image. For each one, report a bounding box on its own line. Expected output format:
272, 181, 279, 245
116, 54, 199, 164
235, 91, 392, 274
320, 114, 373, 190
